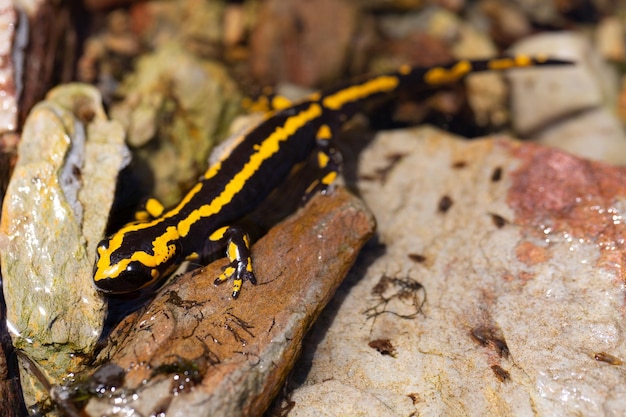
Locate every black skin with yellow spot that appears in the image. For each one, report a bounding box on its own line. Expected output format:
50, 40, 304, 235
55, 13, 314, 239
93, 56, 572, 298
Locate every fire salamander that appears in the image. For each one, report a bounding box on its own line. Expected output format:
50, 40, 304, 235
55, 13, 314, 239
93, 55, 571, 298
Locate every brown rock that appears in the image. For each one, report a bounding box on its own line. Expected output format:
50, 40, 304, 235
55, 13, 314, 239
85, 187, 375, 416
249, 0, 359, 87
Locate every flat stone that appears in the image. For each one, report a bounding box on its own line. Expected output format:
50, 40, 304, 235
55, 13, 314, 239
287, 126, 626, 416
507, 33, 626, 165
84, 187, 375, 416
508, 33, 616, 135
532, 106, 626, 166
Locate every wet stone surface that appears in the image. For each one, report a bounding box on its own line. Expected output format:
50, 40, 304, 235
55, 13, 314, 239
84, 188, 375, 417
286, 127, 626, 416
0, 84, 127, 411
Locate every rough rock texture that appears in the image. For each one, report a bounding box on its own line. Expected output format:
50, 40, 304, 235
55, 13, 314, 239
110, 43, 242, 206
0, 84, 126, 409
288, 126, 626, 416
249, 0, 359, 87
85, 188, 375, 417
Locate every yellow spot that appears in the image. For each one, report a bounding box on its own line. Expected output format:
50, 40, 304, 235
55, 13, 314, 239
318, 152, 330, 168
316, 124, 332, 140
487, 58, 515, 70
145, 198, 164, 218
186, 252, 200, 260
232, 279, 242, 293
134, 210, 150, 222
399, 64, 411, 75
488, 55, 535, 71
321, 171, 337, 185
424, 60, 472, 85
217, 266, 235, 282
227, 241, 239, 260
308, 92, 322, 101
271, 95, 292, 110
322, 76, 400, 110
151, 269, 159, 279
177, 103, 323, 237
209, 226, 229, 241
244, 96, 271, 113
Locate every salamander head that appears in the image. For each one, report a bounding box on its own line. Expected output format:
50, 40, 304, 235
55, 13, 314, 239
93, 225, 182, 294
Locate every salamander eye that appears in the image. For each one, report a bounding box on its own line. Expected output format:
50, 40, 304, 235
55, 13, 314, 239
95, 261, 156, 294
123, 262, 158, 287
96, 239, 109, 257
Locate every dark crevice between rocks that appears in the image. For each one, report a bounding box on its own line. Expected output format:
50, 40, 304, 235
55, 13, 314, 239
0, 271, 28, 417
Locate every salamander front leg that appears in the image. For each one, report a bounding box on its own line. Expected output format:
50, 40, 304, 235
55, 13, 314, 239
209, 225, 256, 298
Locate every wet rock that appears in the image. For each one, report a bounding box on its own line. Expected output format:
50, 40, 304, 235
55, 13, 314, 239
83, 187, 375, 416
287, 126, 626, 416
0, 84, 127, 411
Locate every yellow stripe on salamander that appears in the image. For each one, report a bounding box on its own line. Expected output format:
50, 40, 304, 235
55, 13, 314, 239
177, 102, 323, 237
487, 55, 535, 70
424, 60, 472, 85
322, 75, 400, 110
94, 224, 180, 282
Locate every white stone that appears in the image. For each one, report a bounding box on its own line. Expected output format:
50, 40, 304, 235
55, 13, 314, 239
289, 127, 626, 417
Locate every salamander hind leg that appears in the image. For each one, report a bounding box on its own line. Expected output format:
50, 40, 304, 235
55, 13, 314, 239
302, 124, 343, 202
209, 225, 256, 298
